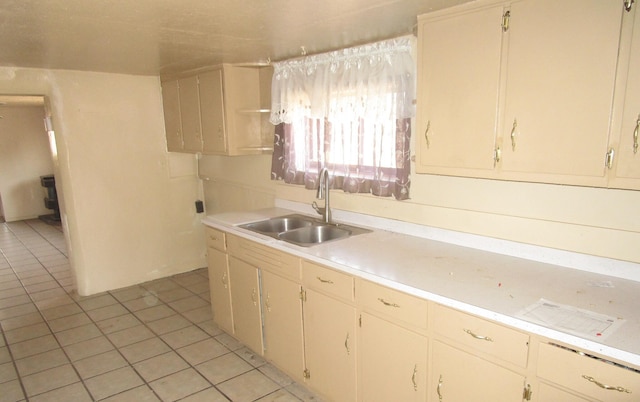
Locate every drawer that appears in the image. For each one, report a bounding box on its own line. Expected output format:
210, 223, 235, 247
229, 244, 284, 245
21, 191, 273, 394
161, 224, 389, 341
302, 260, 353, 301
537, 342, 640, 401
433, 304, 529, 368
206, 227, 226, 251
227, 234, 300, 280
356, 279, 428, 331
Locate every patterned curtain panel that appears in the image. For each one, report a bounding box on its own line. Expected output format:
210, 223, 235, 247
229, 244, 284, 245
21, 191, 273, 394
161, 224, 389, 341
270, 36, 415, 200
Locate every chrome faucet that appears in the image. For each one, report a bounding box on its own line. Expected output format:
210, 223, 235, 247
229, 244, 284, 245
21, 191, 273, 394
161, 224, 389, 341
312, 167, 331, 223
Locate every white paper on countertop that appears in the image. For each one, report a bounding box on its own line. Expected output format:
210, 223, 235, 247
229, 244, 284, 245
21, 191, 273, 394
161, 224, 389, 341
517, 299, 626, 341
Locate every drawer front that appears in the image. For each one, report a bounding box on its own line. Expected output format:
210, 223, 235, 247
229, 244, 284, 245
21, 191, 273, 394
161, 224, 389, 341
227, 234, 300, 280
537, 343, 640, 401
433, 304, 529, 368
206, 227, 226, 251
302, 260, 353, 301
356, 279, 428, 331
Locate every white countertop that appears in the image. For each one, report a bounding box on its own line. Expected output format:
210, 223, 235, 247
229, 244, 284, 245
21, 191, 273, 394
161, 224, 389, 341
202, 206, 640, 369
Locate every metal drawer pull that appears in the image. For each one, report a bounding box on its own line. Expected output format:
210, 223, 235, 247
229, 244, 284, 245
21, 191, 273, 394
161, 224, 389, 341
437, 375, 443, 401
582, 375, 632, 393
463, 328, 493, 342
633, 114, 639, 154
377, 298, 400, 308
316, 276, 334, 284
411, 365, 418, 391
344, 332, 350, 355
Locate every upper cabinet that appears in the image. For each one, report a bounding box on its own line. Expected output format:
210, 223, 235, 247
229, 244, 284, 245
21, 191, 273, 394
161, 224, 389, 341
416, 0, 640, 190
161, 64, 274, 156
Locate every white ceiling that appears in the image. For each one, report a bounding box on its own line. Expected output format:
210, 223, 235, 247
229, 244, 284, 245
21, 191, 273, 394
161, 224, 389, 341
0, 0, 472, 78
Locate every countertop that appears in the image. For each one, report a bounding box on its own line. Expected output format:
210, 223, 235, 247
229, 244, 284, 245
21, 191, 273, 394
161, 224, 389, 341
202, 206, 640, 368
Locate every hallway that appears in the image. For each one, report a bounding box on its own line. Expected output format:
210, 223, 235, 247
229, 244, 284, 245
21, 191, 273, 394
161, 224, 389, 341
0, 220, 319, 401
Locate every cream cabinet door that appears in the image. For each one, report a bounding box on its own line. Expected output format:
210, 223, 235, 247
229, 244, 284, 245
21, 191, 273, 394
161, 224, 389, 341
611, 6, 640, 190
178, 76, 203, 153
500, 0, 622, 186
431, 340, 525, 402
416, 4, 505, 177
228, 256, 263, 355
161, 80, 183, 152
207, 247, 233, 334
303, 288, 357, 401
199, 69, 227, 155
359, 312, 428, 402
261, 270, 305, 383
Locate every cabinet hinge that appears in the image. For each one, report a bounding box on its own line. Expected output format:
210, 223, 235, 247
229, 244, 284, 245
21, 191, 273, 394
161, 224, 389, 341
303, 368, 311, 379
300, 290, 307, 302
523, 384, 532, 401
502, 10, 511, 32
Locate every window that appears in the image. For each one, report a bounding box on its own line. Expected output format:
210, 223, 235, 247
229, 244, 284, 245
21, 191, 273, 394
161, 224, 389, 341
270, 36, 415, 200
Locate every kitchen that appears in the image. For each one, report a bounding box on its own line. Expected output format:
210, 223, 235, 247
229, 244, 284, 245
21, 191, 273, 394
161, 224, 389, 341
1, 0, 639, 401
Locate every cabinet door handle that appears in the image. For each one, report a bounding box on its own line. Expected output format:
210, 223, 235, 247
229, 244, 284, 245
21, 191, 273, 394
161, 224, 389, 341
265, 293, 271, 312
424, 120, 431, 149
377, 298, 400, 308
437, 374, 443, 401
624, 0, 635, 12
605, 148, 615, 169
493, 147, 501, 167
463, 328, 494, 342
582, 375, 632, 393
251, 288, 257, 306
510, 119, 518, 151
316, 276, 334, 284
633, 114, 639, 154
344, 332, 350, 355
411, 364, 418, 391
221, 272, 228, 289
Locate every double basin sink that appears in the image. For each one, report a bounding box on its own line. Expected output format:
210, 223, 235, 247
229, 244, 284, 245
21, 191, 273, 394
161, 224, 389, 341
238, 214, 371, 247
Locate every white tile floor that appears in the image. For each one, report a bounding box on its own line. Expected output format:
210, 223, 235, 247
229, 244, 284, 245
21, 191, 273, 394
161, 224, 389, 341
0, 219, 321, 401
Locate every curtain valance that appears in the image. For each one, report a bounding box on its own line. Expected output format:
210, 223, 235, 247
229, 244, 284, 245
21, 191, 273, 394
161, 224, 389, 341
269, 36, 416, 125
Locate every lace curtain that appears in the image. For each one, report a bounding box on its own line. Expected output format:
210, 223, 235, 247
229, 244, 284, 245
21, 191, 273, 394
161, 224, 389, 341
270, 36, 415, 200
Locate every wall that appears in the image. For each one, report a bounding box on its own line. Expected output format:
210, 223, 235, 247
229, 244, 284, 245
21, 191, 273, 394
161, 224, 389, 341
199, 148, 640, 266
0, 67, 205, 295
0, 105, 54, 221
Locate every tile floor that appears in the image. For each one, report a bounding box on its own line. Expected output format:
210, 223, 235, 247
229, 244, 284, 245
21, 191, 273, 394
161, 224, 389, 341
0, 219, 321, 401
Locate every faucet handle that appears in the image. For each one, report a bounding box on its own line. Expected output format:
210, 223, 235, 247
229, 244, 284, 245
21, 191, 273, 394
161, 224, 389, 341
312, 201, 325, 216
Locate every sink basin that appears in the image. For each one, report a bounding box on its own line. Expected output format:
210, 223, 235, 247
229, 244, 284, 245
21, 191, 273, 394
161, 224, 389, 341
278, 225, 351, 246
238, 214, 371, 246
240, 216, 312, 234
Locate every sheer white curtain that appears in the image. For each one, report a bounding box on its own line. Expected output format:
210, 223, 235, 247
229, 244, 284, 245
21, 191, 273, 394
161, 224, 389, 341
270, 36, 415, 200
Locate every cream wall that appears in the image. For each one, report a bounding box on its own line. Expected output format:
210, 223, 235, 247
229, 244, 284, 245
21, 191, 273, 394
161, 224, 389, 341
0, 105, 54, 221
0, 67, 205, 295
199, 148, 640, 266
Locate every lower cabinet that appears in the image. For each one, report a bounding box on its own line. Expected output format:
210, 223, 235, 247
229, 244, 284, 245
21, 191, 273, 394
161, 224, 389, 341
431, 340, 526, 402
228, 256, 264, 354
207, 247, 233, 334
302, 287, 357, 401
261, 270, 305, 383
359, 312, 428, 401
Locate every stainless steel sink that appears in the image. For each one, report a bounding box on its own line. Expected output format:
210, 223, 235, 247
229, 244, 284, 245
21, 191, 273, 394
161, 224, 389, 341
238, 214, 371, 247
277, 225, 351, 246
239, 216, 313, 234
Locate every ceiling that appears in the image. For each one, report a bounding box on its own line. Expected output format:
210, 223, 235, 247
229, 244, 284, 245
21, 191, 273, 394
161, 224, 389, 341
0, 0, 472, 78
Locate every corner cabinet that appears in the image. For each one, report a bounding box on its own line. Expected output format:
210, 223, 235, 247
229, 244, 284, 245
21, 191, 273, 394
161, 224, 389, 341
416, 0, 640, 190
161, 64, 274, 156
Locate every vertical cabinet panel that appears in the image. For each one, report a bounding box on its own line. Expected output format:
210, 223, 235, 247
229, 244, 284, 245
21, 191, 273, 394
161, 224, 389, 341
261, 270, 305, 382
228, 256, 263, 355
207, 247, 233, 334
612, 6, 640, 189
431, 340, 525, 402
359, 313, 428, 402
178, 76, 203, 152
500, 0, 622, 183
303, 288, 357, 401
161, 80, 183, 152
417, 4, 505, 175
199, 69, 227, 154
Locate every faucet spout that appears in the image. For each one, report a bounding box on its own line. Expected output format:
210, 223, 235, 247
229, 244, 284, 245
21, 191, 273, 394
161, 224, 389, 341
315, 167, 331, 223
